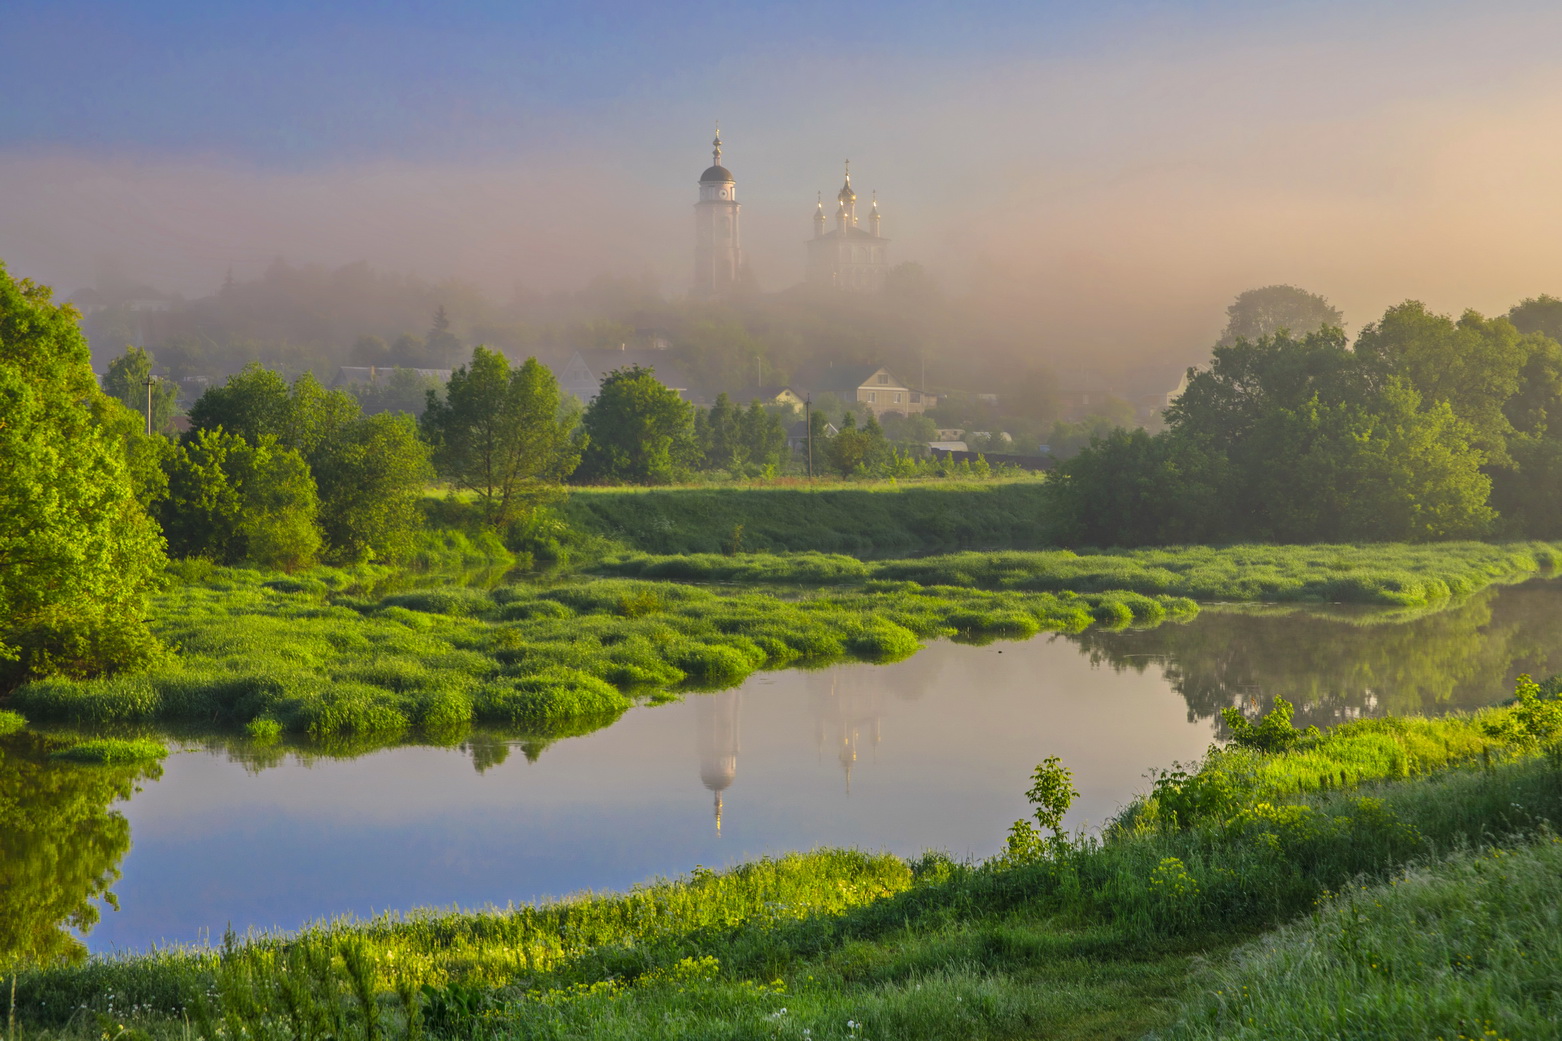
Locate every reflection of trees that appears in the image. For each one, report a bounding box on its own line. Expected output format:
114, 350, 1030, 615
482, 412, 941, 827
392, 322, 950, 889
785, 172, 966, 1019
0, 732, 158, 969
1067, 581, 1562, 734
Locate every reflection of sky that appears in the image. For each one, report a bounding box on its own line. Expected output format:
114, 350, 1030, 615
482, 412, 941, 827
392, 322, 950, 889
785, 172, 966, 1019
96, 635, 1214, 953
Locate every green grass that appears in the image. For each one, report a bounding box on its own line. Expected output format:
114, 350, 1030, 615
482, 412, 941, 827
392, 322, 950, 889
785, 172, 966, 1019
0, 709, 24, 736
1161, 838, 1562, 1041
6, 567, 1194, 739
47, 737, 169, 764
560, 479, 1052, 555
11, 691, 1562, 1040
598, 540, 1562, 606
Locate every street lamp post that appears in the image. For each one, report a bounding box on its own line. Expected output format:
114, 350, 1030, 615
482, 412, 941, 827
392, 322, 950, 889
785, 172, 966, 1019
143, 375, 157, 437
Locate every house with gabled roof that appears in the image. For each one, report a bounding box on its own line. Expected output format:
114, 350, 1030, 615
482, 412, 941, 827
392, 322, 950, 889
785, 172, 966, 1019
799, 363, 935, 417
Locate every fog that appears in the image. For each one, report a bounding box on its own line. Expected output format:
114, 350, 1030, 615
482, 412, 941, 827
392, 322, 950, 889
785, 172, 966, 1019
6, 2, 1562, 371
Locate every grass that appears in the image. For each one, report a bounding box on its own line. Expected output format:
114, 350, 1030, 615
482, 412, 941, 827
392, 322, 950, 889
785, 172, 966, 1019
0, 709, 24, 736
1160, 837, 1562, 1041
560, 479, 1052, 555
10, 685, 1562, 1040
598, 540, 1562, 606
46, 737, 169, 764
5, 566, 1194, 739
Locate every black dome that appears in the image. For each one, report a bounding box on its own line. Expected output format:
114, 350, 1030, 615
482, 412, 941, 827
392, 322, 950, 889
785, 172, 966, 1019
700, 165, 734, 182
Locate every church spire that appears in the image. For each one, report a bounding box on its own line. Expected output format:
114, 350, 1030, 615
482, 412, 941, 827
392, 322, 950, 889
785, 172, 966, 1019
837, 160, 857, 227
814, 191, 826, 238
869, 190, 881, 237
712, 123, 722, 166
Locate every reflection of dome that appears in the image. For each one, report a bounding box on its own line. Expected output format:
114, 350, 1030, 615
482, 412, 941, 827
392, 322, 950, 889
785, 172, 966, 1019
701, 754, 737, 792
701, 164, 734, 183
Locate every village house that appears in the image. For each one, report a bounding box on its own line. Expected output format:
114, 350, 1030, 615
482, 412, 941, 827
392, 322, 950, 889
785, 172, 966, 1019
799, 364, 935, 417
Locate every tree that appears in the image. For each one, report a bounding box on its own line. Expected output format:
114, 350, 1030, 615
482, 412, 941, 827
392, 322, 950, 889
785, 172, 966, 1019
101, 346, 178, 434
312, 412, 433, 562
0, 263, 166, 686
1218, 285, 1343, 346
1354, 303, 1528, 465
1507, 294, 1562, 343
188, 363, 291, 444
158, 429, 321, 569
576, 365, 693, 484
421, 348, 581, 524
426, 305, 462, 367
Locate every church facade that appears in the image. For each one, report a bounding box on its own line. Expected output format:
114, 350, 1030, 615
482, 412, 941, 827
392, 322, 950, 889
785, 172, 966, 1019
692, 130, 744, 298
692, 136, 890, 296
806, 163, 889, 292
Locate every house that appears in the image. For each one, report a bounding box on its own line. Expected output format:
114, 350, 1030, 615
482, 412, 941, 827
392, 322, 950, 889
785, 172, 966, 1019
786, 418, 838, 455
727, 386, 805, 413
798, 364, 935, 417
558, 348, 695, 404
331, 366, 452, 388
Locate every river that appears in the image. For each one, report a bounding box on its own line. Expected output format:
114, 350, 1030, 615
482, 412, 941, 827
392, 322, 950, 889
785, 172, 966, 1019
7, 577, 1562, 958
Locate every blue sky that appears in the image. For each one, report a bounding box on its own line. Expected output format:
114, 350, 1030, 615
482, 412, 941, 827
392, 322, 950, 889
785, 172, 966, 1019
5, 1, 1562, 357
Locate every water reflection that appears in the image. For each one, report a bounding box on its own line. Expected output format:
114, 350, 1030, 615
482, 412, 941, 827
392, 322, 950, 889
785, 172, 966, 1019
1068, 580, 1562, 734
696, 691, 740, 833
0, 731, 157, 969
11, 577, 1562, 958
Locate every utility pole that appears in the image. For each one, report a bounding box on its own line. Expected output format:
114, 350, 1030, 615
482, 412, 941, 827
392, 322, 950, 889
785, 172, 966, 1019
143, 375, 156, 437
805, 396, 814, 481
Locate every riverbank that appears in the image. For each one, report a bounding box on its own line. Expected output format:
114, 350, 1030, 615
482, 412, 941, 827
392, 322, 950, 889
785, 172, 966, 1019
10, 684, 1562, 1040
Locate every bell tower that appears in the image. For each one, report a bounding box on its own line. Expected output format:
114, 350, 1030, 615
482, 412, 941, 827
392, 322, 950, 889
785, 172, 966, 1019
694, 127, 743, 297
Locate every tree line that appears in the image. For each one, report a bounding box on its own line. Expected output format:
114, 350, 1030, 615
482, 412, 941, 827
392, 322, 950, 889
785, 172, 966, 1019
1054, 296, 1562, 543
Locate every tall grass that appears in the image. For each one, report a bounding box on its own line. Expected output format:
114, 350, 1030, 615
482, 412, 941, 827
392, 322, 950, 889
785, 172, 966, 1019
7, 566, 1193, 739
599, 540, 1562, 606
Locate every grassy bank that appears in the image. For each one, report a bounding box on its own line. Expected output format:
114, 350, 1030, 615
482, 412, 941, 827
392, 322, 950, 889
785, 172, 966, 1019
598, 539, 1562, 606
7, 566, 1193, 738
11, 685, 1562, 1040
559, 479, 1052, 555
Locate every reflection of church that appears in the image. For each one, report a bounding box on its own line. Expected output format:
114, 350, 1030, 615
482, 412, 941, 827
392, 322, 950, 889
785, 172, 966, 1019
696, 691, 742, 834
813, 670, 885, 794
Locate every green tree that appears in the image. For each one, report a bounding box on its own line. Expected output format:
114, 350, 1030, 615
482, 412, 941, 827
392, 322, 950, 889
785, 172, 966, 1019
576, 365, 693, 485
1218, 285, 1343, 346
1354, 303, 1528, 466
0, 264, 166, 685
101, 346, 178, 434
421, 348, 581, 525
188, 363, 291, 444
312, 412, 433, 562
158, 429, 321, 569
1507, 294, 1562, 343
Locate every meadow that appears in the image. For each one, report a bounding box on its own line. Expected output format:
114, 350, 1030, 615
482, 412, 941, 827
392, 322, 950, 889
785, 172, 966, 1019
9, 681, 1562, 1040
558, 478, 1052, 555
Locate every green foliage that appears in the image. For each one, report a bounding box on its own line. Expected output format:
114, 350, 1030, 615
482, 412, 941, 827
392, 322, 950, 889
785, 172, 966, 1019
420, 349, 580, 527
0, 710, 23, 736
101, 346, 179, 434
313, 411, 433, 563
1058, 326, 1496, 544
159, 429, 322, 570
575, 364, 694, 484
1220, 696, 1318, 752
0, 262, 167, 686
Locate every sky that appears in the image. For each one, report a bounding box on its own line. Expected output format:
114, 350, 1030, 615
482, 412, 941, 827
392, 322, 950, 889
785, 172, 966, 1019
5, 0, 1562, 362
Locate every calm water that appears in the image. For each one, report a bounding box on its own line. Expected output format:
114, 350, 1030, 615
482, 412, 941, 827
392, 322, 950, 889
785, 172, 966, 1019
10, 577, 1562, 957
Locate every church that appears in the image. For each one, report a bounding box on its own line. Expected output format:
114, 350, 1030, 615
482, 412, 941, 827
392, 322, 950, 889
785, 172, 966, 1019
693, 133, 890, 296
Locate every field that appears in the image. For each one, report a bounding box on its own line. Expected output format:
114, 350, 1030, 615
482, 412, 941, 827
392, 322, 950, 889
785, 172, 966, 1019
9, 684, 1562, 1040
